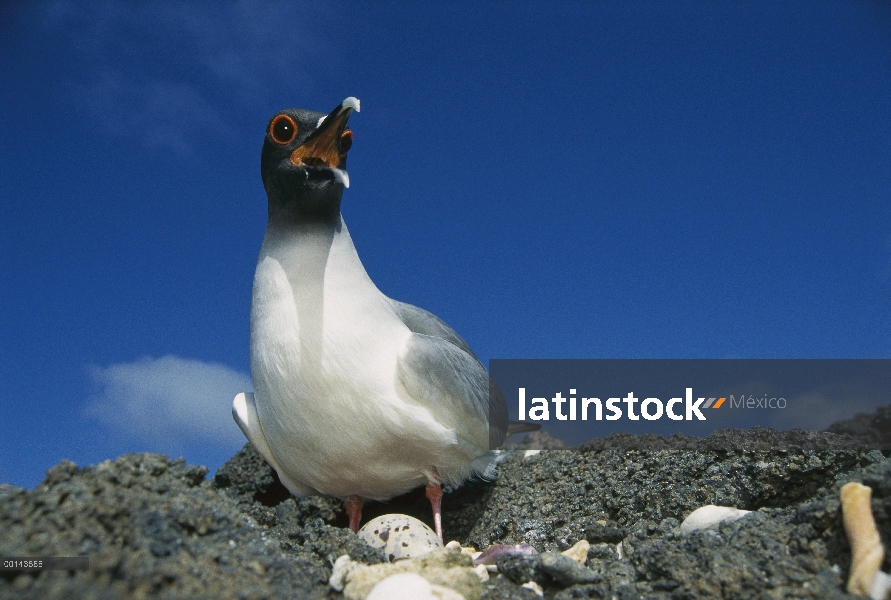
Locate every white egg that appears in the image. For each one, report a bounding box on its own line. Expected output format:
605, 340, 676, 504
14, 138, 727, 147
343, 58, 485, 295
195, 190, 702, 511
358, 514, 443, 561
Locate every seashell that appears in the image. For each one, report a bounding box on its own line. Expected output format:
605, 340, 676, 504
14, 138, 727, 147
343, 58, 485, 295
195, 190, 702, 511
365, 572, 465, 600
329, 554, 358, 592
339, 548, 481, 600
870, 571, 891, 600
841, 482, 885, 597
679, 505, 751, 534
358, 514, 442, 561
473, 543, 539, 565
473, 563, 489, 582
561, 539, 590, 563
522, 580, 545, 596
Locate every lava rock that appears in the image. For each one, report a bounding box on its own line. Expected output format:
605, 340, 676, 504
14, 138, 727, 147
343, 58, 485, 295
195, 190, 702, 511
538, 551, 600, 586
0, 484, 22, 501
826, 406, 891, 454
496, 553, 549, 587
584, 521, 627, 544
1, 428, 888, 599
502, 430, 568, 450
480, 576, 542, 599
463, 429, 881, 550
552, 583, 612, 599
577, 427, 872, 453
0, 453, 381, 599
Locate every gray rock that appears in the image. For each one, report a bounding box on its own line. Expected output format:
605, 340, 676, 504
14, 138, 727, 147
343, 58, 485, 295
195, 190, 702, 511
584, 521, 626, 544
0, 484, 22, 501
826, 405, 891, 453
502, 430, 568, 450
577, 427, 872, 452
480, 576, 542, 599
538, 551, 600, 586
0, 453, 382, 599
0, 429, 886, 599
586, 542, 617, 561
552, 583, 611, 599
463, 429, 881, 550
496, 553, 548, 587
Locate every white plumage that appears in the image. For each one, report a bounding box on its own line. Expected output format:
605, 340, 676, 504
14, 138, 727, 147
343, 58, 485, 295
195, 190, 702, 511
232, 98, 504, 539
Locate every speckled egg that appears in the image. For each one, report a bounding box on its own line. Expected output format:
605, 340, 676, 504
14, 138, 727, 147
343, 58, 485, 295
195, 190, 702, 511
357, 514, 443, 561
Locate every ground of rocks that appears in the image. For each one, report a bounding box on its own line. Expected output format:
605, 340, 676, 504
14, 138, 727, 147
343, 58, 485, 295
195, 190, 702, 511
827, 407, 891, 453
2, 426, 890, 599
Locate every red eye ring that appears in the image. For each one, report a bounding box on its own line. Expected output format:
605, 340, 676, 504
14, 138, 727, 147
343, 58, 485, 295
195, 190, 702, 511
340, 130, 353, 154
269, 115, 298, 145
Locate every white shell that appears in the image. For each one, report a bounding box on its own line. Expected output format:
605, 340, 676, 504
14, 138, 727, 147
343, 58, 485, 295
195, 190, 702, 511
679, 505, 751, 533
366, 573, 465, 600
358, 514, 443, 561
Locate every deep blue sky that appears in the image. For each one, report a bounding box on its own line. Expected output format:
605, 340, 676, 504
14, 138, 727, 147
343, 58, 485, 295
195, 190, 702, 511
1, 2, 889, 488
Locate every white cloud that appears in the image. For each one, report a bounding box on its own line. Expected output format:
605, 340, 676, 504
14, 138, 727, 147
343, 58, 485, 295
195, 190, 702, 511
85, 355, 252, 451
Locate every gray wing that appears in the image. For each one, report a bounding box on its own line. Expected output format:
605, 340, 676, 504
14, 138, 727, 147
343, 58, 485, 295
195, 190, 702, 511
390, 299, 516, 447
388, 299, 478, 360
396, 332, 509, 451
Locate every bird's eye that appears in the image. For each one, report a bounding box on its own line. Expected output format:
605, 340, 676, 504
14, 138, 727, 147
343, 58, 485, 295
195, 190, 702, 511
340, 130, 353, 153
270, 115, 297, 145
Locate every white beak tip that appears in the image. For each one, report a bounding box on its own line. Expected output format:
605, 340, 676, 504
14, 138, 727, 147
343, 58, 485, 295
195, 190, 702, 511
332, 168, 350, 188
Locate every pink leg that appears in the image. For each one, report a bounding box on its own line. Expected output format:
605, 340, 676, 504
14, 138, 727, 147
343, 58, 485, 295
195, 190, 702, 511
345, 495, 363, 533
426, 482, 443, 543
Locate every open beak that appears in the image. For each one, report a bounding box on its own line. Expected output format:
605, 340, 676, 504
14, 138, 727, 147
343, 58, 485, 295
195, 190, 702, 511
290, 97, 360, 188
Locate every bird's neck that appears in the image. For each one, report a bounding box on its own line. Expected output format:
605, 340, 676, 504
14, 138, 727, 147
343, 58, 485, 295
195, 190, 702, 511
255, 213, 383, 359
265, 210, 342, 238
260, 213, 369, 288
266, 187, 343, 223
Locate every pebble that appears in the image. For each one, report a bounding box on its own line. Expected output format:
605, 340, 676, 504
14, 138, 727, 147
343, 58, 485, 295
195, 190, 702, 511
538, 551, 601, 586
496, 554, 548, 587
473, 543, 538, 565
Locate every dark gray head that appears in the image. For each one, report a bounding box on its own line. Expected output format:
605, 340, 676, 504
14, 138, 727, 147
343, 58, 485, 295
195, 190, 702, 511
260, 97, 359, 223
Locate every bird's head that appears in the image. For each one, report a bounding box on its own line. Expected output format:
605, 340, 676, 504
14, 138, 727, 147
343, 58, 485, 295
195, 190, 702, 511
260, 97, 359, 222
